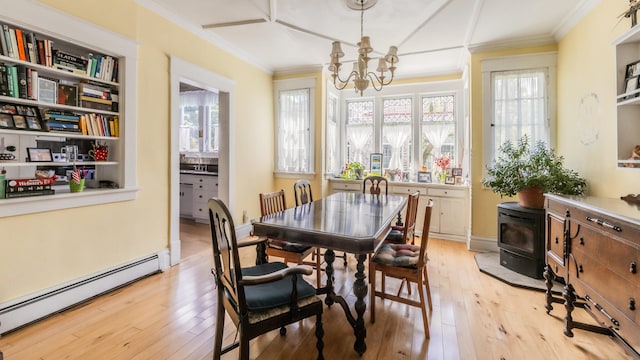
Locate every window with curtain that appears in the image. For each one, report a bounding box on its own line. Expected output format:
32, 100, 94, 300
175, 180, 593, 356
346, 100, 374, 168
275, 78, 314, 174
382, 97, 412, 170
179, 90, 219, 154
326, 94, 341, 176
421, 95, 456, 168
482, 52, 556, 169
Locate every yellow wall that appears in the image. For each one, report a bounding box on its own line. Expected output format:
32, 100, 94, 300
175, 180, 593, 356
0, 0, 273, 302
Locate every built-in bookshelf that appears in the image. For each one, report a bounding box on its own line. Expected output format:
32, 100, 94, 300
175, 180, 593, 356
0, 0, 138, 217
614, 25, 640, 170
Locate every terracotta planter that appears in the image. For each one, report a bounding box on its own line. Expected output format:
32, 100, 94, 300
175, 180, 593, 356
517, 187, 545, 209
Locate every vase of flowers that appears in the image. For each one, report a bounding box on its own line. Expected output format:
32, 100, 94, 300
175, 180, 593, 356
434, 155, 450, 184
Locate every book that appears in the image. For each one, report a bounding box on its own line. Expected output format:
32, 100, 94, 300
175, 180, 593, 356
30, 69, 38, 100
9, 65, 18, 98
26, 32, 37, 64
0, 26, 7, 57
37, 39, 45, 65
0, 64, 8, 96
1, 25, 13, 58
53, 49, 87, 69
9, 28, 18, 60
5, 64, 15, 97
14, 28, 26, 61
26, 67, 32, 99
45, 113, 81, 122
16, 65, 28, 99
45, 121, 81, 131
44, 39, 52, 67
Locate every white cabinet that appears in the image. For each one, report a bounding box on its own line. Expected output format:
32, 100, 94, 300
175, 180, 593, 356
179, 183, 192, 216
614, 25, 640, 169
180, 173, 218, 222
328, 179, 469, 241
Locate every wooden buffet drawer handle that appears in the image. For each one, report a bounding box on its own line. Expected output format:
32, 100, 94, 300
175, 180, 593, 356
630, 298, 636, 311
631, 261, 637, 274
586, 216, 622, 232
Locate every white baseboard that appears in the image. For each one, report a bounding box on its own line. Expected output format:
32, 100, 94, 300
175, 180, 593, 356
0, 251, 167, 335
469, 234, 499, 252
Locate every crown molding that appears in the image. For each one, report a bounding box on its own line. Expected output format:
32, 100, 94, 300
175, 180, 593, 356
134, 0, 273, 74
552, 0, 601, 39
468, 34, 556, 53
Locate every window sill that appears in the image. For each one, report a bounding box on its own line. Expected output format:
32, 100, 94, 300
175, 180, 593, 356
274, 171, 316, 179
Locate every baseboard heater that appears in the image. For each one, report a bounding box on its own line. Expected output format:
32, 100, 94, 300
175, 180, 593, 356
0, 253, 164, 335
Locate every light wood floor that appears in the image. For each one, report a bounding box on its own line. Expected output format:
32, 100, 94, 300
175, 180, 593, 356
0, 218, 633, 359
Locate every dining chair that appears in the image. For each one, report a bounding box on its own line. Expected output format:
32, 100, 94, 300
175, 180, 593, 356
369, 199, 434, 337
385, 191, 419, 245
294, 180, 349, 268
260, 189, 322, 286
362, 175, 388, 195
208, 198, 324, 359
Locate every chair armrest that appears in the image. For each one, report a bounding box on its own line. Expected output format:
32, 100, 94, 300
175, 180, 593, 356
240, 265, 313, 286
237, 236, 268, 248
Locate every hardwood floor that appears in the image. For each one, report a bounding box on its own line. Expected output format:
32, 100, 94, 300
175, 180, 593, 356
0, 219, 633, 359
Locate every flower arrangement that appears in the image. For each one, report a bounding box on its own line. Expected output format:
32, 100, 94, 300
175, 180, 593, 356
434, 155, 450, 172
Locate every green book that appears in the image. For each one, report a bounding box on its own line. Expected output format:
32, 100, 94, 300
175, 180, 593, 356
9, 64, 18, 98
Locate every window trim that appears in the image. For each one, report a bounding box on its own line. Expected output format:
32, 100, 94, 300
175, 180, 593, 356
481, 52, 557, 173
273, 77, 315, 177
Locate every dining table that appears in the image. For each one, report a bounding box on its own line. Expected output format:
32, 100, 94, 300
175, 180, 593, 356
251, 191, 407, 356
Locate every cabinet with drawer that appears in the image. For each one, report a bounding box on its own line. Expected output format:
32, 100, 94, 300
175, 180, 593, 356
328, 179, 469, 241
545, 194, 640, 357
180, 173, 218, 222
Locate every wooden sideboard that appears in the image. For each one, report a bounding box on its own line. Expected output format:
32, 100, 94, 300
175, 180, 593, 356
544, 194, 640, 357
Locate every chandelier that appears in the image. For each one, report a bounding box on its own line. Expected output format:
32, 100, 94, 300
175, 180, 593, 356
328, 0, 399, 95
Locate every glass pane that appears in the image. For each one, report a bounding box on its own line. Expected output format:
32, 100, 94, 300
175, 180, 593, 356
421, 95, 456, 168
382, 98, 412, 171
491, 69, 549, 159
346, 100, 374, 168
179, 105, 199, 152
326, 95, 340, 175
277, 88, 310, 172
206, 103, 219, 152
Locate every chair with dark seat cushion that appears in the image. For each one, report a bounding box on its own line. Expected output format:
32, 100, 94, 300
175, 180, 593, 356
208, 198, 324, 359
369, 199, 434, 338
260, 189, 322, 286
385, 191, 419, 245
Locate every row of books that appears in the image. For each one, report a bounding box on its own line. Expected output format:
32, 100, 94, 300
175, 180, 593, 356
42, 110, 119, 137
0, 23, 118, 82
4, 177, 55, 199
0, 63, 40, 100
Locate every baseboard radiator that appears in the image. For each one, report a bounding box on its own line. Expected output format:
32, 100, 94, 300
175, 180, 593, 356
0, 252, 166, 335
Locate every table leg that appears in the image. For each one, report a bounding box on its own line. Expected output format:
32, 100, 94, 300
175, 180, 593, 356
323, 249, 335, 306
353, 254, 368, 355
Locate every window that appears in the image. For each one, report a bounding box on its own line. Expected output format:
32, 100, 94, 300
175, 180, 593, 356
179, 90, 219, 155
326, 93, 341, 176
482, 53, 556, 168
332, 81, 464, 178
274, 78, 315, 175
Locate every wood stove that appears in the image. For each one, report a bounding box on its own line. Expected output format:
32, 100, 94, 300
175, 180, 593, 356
497, 202, 545, 279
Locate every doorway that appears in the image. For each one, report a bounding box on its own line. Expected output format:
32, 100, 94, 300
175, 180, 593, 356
170, 56, 235, 266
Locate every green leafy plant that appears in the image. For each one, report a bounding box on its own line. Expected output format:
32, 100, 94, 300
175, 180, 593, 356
348, 161, 365, 171
482, 135, 587, 197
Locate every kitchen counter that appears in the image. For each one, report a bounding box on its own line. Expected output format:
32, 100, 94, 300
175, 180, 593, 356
179, 170, 218, 176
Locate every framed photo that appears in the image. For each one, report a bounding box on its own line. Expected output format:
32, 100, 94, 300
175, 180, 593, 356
12, 115, 27, 129
0, 113, 14, 128
26, 116, 43, 130
445, 168, 453, 176
626, 60, 640, 78
445, 176, 455, 185
417, 171, 432, 183
38, 78, 57, 104
0, 103, 17, 114
625, 76, 639, 96
26, 148, 53, 162
16, 105, 36, 116
454, 176, 464, 186
58, 84, 78, 106
452, 167, 463, 177
370, 153, 383, 176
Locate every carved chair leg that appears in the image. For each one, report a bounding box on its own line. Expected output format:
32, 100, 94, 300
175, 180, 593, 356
316, 312, 325, 360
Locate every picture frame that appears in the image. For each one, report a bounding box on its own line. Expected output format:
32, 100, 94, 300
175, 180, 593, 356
454, 176, 464, 186
58, 84, 78, 107
625, 75, 640, 96
445, 176, 455, 185
370, 153, 383, 176
0, 113, 14, 128
26, 116, 43, 130
417, 171, 432, 183
38, 78, 58, 104
452, 167, 463, 177
445, 168, 453, 176
26, 148, 53, 162
626, 60, 640, 78
12, 115, 27, 129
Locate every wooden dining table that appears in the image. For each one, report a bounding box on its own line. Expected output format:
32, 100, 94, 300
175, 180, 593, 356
252, 191, 407, 356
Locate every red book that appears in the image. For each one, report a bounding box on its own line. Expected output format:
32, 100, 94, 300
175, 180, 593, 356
37, 39, 45, 65
14, 28, 27, 61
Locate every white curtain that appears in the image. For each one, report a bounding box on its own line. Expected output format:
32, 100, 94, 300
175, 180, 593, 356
383, 124, 410, 170
277, 89, 309, 172
180, 90, 217, 108
492, 69, 548, 155
347, 125, 372, 164
423, 123, 454, 158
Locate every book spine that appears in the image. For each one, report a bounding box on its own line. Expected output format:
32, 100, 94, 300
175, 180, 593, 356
26, 32, 37, 64
111, 59, 118, 82
0, 64, 8, 96
5, 65, 14, 97
44, 39, 52, 67
80, 95, 112, 105
37, 39, 45, 65
2, 25, 12, 58
26, 67, 32, 99
9, 28, 19, 60
14, 29, 26, 61
113, 116, 119, 137
30, 69, 38, 100
94, 55, 103, 79
16, 65, 27, 99
79, 115, 87, 135
0, 26, 7, 57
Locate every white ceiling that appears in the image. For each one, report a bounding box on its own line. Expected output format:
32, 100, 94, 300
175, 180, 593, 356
138, 0, 598, 78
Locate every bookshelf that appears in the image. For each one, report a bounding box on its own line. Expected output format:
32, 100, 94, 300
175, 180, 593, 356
614, 25, 640, 170
0, 1, 138, 217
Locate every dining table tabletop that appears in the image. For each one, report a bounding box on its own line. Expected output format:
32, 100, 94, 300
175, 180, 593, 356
252, 191, 408, 356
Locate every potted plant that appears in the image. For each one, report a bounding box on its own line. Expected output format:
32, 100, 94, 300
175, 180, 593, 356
482, 135, 587, 208
348, 161, 366, 180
